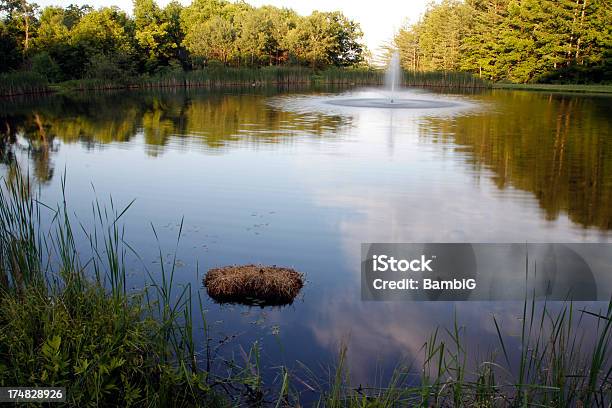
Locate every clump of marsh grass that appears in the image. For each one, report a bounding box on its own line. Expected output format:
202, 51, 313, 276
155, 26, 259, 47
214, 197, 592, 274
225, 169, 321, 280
204, 264, 304, 306
319, 299, 611, 407
0, 71, 49, 97
1, 66, 490, 97
0, 167, 294, 406
0, 170, 221, 406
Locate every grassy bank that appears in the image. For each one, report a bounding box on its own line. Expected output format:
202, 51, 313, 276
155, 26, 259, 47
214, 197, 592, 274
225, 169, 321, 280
0, 72, 51, 97
56, 67, 384, 93
0, 175, 221, 406
0, 171, 609, 406
402, 70, 488, 89
492, 83, 612, 94
6, 67, 612, 98
0, 67, 492, 97
1, 67, 381, 97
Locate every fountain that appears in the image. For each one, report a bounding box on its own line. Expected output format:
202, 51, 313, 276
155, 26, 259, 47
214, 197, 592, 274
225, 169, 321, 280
385, 51, 401, 104
324, 50, 459, 109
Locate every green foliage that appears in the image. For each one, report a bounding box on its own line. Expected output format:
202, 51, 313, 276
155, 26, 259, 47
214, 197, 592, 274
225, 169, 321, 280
34, 6, 71, 49
0, 0, 38, 53
417, 0, 470, 71
0, 284, 158, 405
85, 53, 134, 82
321, 301, 611, 407
0, 0, 366, 88
234, 7, 268, 66
0, 174, 218, 406
0, 21, 21, 72
0, 70, 47, 95
30, 51, 61, 82
134, 0, 180, 72
395, 0, 612, 83
71, 7, 135, 57
185, 14, 235, 64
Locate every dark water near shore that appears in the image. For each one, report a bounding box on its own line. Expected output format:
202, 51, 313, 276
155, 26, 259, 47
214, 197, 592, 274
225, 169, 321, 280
1, 87, 611, 395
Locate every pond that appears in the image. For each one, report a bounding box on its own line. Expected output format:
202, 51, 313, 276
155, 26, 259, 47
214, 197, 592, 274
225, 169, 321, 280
1, 86, 611, 396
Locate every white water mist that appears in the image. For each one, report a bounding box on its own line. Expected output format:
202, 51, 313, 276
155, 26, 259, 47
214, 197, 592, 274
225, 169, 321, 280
385, 51, 401, 103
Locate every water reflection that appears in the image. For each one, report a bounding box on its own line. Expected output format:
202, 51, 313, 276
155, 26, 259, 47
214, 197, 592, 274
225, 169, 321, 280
3, 89, 610, 234
0, 87, 610, 388
1, 90, 350, 153
421, 91, 612, 230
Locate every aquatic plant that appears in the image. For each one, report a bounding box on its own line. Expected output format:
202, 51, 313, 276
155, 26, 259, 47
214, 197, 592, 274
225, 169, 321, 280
0, 72, 49, 97
319, 299, 611, 407
0, 67, 490, 97
204, 264, 304, 306
0, 173, 210, 406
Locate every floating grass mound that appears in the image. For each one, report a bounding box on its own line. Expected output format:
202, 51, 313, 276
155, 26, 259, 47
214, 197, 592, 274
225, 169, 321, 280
204, 265, 304, 306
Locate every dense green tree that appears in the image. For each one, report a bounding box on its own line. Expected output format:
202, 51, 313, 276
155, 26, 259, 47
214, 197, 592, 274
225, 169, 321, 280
1, 0, 38, 53
180, 0, 227, 61
31, 5, 92, 80
185, 14, 235, 64
267, 7, 298, 65
460, 0, 509, 80
1, 0, 365, 80
0, 21, 21, 70
162, 1, 185, 65
286, 12, 337, 68
70, 7, 136, 79
30, 50, 60, 80
234, 6, 267, 66
134, 0, 178, 71
71, 7, 133, 56
395, 29, 419, 71
35, 6, 70, 49
395, 0, 611, 83
326, 11, 364, 66
396, 0, 471, 72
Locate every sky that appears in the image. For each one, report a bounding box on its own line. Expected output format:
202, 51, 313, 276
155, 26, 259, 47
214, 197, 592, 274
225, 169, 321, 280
33, 0, 430, 56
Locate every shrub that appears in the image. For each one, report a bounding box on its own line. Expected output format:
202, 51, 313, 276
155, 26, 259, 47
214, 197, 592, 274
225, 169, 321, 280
31, 52, 62, 83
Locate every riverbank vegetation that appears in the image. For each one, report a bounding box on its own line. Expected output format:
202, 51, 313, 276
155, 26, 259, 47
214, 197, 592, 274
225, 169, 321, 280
0, 169, 610, 406
493, 83, 612, 93
0, 65, 489, 97
0, 0, 366, 94
0, 0, 610, 97
394, 0, 611, 84
1, 0, 583, 97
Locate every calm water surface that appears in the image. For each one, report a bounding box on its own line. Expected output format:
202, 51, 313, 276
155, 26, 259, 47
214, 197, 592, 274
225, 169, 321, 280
1, 87, 611, 391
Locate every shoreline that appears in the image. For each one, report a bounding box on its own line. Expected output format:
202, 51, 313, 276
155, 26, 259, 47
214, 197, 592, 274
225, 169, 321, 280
0, 67, 490, 98
3, 79, 610, 100
493, 83, 612, 94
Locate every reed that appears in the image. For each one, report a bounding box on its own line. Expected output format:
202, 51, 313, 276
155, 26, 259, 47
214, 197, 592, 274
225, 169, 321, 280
1, 67, 489, 97
0, 71, 50, 97
402, 70, 489, 88
493, 83, 612, 93
0, 171, 217, 406
320, 300, 611, 407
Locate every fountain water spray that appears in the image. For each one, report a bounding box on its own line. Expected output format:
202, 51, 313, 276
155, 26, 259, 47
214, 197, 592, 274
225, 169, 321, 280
385, 51, 401, 103
322, 48, 460, 110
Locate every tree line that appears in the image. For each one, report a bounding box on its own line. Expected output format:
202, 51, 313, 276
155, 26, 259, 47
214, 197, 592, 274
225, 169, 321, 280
0, 0, 365, 82
395, 0, 611, 83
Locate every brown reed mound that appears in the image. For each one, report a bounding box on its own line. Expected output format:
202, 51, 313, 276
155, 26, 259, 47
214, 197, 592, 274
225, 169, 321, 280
204, 264, 304, 306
